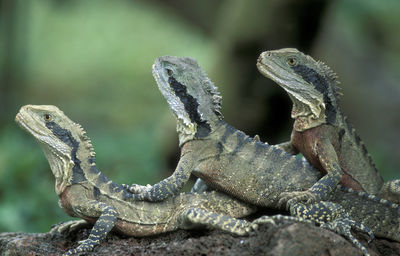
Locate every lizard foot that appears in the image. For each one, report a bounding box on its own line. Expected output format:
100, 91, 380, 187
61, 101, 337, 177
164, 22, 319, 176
50, 220, 90, 235
228, 222, 259, 236
62, 238, 96, 256
278, 190, 319, 210
252, 216, 277, 226
254, 214, 313, 227
320, 219, 373, 256
291, 201, 373, 256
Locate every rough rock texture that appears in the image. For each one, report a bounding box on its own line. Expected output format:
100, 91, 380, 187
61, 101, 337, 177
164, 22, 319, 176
1, 221, 399, 256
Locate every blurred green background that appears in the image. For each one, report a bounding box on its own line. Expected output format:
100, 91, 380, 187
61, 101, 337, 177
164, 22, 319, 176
0, 0, 399, 233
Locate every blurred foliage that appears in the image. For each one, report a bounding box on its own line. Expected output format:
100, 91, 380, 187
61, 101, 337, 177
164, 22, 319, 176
0, 0, 216, 232
0, 0, 399, 233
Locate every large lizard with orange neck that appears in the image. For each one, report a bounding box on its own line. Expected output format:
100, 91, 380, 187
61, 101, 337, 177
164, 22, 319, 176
256, 48, 400, 205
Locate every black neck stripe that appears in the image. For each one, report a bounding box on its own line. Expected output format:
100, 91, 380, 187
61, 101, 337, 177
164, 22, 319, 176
45, 121, 87, 184
168, 76, 211, 137
291, 64, 336, 124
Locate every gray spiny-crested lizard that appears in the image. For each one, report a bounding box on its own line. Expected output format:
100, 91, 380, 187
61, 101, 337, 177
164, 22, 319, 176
126, 56, 400, 254
256, 48, 400, 205
16, 105, 376, 255
16, 105, 261, 255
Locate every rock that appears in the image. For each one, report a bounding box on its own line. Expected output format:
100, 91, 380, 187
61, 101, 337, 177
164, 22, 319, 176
0, 222, 399, 256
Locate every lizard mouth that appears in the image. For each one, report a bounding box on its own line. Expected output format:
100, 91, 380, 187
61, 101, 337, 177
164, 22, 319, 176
15, 108, 49, 139
15, 112, 35, 134
256, 59, 295, 88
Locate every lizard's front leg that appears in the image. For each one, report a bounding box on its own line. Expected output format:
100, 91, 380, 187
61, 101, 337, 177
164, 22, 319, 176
124, 156, 193, 201
279, 140, 342, 208
63, 201, 117, 256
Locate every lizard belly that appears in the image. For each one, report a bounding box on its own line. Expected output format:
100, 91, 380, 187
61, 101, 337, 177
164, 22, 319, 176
70, 214, 174, 237
114, 221, 173, 237
59, 186, 177, 237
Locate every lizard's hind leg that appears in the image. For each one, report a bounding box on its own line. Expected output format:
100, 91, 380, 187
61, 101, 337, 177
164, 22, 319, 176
178, 208, 258, 236
290, 201, 373, 256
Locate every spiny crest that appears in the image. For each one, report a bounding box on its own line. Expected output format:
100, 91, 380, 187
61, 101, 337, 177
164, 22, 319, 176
73, 122, 96, 157
317, 60, 343, 100
200, 68, 223, 118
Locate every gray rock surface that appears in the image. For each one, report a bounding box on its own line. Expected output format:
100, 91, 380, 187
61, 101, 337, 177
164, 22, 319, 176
1, 221, 399, 256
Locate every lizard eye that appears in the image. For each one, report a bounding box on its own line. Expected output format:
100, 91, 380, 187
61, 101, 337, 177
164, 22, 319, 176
43, 113, 52, 122
166, 68, 174, 76
287, 57, 297, 66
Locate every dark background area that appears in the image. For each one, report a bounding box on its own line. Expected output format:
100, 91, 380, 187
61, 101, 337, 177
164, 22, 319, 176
0, 0, 399, 232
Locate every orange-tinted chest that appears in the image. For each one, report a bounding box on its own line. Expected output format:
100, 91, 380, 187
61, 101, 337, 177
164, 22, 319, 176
291, 125, 364, 191
58, 186, 78, 217
291, 126, 326, 173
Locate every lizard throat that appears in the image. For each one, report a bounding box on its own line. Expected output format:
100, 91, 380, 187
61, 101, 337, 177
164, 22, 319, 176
45, 122, 88, 186
168, 76, 211, 139
290, 64, 338, 128
290, 97, 326, 131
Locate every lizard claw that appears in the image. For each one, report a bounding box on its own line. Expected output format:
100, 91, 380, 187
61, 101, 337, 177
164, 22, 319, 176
250, 223, 259, 231
63, 239, 96, 256
50, 220, 89, 235
279, 190, 318, 210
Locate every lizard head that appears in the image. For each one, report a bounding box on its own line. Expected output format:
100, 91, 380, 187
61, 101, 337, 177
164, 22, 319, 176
16, 105, 95, 194
152, 56, 223, 145
257, 48, 341, 131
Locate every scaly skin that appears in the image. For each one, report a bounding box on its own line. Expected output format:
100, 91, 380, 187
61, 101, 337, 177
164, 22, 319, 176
17, 105, 378, 255
126, 56, 400, 255
15, 105, 259, 255
256, 48, 400, 204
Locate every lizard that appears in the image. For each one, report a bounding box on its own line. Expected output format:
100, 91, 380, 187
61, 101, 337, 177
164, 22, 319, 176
256, 48, 400, 205
16, 105, 379, 256
124, 56, 400, 250
15, 104, 260, 255
15, 104, 375, 255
